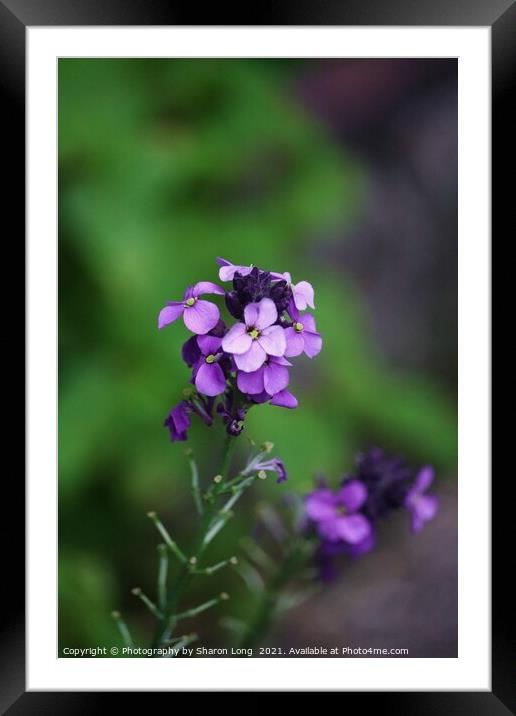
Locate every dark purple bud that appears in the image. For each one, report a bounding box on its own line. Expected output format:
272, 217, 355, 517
182, 336, 201, 367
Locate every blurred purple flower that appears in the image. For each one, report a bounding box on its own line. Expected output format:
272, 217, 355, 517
222, 297, 286, 372
404, 466, 439, 533
158, 281, 224, 335
305, 480, 372, 545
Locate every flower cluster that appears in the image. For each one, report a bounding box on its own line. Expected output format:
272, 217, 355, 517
160, 258, 322, 441
304, 447, 438, 580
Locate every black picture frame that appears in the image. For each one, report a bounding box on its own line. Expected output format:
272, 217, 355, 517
4, 0, 506, 710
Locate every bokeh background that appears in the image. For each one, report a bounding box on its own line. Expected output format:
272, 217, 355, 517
58, 58, 457, 657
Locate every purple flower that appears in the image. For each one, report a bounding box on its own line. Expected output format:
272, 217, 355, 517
164, 401, 191, 442
192, 335, 227, 397
404, 466, 439, 533
279, 272, 315, 311
222, 297, 286, 372
284, 311, 322, 359
237, 355, 291, 396
305, 480, 372, 545
158, 281, 225, 335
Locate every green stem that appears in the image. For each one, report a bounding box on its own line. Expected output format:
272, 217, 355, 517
151, 433, 237, 649
238, 542, 314, 651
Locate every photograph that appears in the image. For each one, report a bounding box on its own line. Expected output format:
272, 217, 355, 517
58, 57, 458, 660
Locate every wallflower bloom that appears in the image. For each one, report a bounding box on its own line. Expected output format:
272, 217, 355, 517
160, 259, 321, 438
404, 466, 439, 533
158, 282, 224, 335
305, 480, 372, 545
222, 298, 286, 372
192, 335, 227, 397
284, 312, 322, 359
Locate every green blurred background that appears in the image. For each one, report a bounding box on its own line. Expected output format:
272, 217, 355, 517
58, 59, 457, 655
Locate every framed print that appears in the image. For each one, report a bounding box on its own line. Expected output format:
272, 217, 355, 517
3, 0, 507, 708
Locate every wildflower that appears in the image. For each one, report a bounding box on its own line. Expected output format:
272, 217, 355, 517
158, 282, 225, 335
284, 311, 322, 359
404, 466, 439, 533
192, 336, 227, 397
305, 480, 372, 545
222, 298, 286, 372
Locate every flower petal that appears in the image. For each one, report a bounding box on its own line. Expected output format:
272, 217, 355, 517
302, 330, 322, 358
263, 362, 289, 395
195, 362, 227, 397
293, 280, 315, 310
197, 334, 222, 356
234, 341, 267, 372
237, 367, 265, 395
305, 490, 337, 522
338, 480, 367, 512
221, 322, 252, 354
193, 281, 225, 297
255, 297, 278, 330
300, 313, 317, 333
413, 466, 435, 494
158, 302, 184, 329
243, 301, 260, 328
183, 300, 220, 334
270, 389, 298, 409
335, 514, 372, 545
284, 327, 304, 357
411, 495, 439, 532
216, 258, 252, 282
257, 325, 286, 357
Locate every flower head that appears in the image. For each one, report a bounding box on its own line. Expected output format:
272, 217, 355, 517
160, 259, 321, 440
305, 480, 371, 545
158, 281, 224, 335
304, 448, 438, 580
